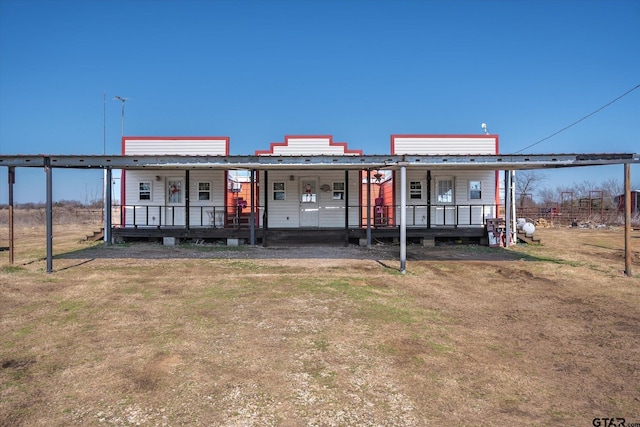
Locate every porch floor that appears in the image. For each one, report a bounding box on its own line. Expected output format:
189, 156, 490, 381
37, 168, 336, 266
111, 226, 487, 245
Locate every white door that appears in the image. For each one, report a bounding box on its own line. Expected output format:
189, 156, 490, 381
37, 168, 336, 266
434, 177, 456, 225
165, 178, 185, 226
300, 177, 319, 227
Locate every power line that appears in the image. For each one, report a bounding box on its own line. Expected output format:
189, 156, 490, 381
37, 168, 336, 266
515, 83, 640, 153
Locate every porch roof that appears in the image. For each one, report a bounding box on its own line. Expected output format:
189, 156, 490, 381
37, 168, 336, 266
1, 152, 639, 170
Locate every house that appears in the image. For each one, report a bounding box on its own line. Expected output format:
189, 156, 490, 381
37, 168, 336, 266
255, 135, 362, 230
390, 134, 500, 228
121, 136, 230, 228
116, 133, 501, 245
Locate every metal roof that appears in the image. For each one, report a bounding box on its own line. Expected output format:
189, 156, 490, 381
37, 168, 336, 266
0, 153, 638, 170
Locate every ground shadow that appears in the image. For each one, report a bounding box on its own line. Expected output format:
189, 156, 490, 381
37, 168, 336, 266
51, 242, 542, 263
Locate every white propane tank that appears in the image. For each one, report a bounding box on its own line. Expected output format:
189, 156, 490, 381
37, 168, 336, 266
522, 222, 536, 235
517, 218, 526, 229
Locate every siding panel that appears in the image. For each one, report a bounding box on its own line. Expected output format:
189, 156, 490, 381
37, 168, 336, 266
124, 138, 229, 155
393, 136, 498, 155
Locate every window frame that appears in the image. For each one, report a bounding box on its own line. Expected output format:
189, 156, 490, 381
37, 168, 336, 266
197, 181, 211, 201
139, 181, 152, 201
469, 180, 482, 200
409, 181, 423, 200
273, 182, 286, 201
332, 181, 345, 200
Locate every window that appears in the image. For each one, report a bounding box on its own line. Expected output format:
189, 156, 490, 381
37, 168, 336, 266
139, 182, 151, 201
301, 180, 316, 203
333, 182, 345, 200
469, 181, 482, 200
273, 182, 285, 200
198, 182, 211, 201
168, 179, 182, 204
409, 181, 422, 199
436, 178, 453, 204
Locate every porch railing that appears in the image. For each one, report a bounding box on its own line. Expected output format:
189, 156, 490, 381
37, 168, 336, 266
359, 203, 497, 228
115, 203, 497, 229
117, 205, 261, 228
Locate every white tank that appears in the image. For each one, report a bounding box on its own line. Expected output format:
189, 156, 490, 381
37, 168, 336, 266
522, 222, 536, 235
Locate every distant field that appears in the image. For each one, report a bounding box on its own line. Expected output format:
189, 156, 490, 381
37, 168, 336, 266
1, 225, 639, 426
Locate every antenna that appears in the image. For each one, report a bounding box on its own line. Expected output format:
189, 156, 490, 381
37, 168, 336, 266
113, 96, 129, 137
481, 123, 489, 135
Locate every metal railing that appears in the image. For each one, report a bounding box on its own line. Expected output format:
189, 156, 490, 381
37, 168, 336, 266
115, 203, 497, 229
359, 204, 497, 228
117, 205, 260, 228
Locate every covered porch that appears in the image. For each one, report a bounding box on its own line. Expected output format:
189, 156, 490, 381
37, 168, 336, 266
1, 152, 637, 275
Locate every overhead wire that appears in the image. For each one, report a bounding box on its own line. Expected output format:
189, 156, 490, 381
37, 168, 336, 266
514, 83, 640, 153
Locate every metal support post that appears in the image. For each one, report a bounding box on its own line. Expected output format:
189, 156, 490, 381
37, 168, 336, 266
344, 170, 349, 246
504, 170, 512, 247
250, 169, 256, 246
624, 163, 632, 277
366, 169, 372, 247
45, 159, 53, 273
8, 167, 15, 264
400, 164, 407, 274
105, 168, 112, 245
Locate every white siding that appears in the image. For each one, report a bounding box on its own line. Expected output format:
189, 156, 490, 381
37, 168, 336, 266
123, 170, 226, 227
124, 138, 228, 155
188, 170, 226, 227
395, 169, 497, 227
393, 136, 497, 155
262, 137, 359, 156
260, 170, 360, 228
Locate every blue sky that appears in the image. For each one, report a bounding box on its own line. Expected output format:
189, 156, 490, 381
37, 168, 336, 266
0, 0, 638, 204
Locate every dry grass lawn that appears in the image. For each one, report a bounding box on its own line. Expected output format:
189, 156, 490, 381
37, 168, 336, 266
1, 225, 639, 426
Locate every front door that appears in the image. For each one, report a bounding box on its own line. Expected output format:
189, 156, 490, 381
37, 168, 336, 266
165, 178, 185, 226
434, 177, 456, 225
300, 177, 319, 227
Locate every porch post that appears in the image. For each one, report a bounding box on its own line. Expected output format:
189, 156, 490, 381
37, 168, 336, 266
185, 170, 190, 230
263, 170, 268, 246
344, 170, 349, 246
400, 164, 407, 274
510, 170, 517, 244
250, 169, 256, 246
8, 167, 15, 264
426, 170, 432, 229
366, 169, 372, 247
624, 163, 632, 277
504, 170, 513, 247
45, 158, 53, 273
104, 167, 112, 245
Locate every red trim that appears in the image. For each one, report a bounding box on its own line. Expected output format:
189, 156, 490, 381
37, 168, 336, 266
255, 135, 362, 155
122, 136, 230, 155
391, 134, 498, 155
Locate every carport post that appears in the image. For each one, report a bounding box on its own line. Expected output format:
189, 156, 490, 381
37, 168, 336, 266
366, 169, 372, 247
250, 169, 256, 246
45, 158, 53, 273
8, 167, 15, 265
344, 170, 349, 246
104, 167, 112, 245
504, 170, 513, 247
400, 163, 407, 274
624, 163, 632, 277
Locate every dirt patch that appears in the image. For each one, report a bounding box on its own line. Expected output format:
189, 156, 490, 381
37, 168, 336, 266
0, 225, 639, 425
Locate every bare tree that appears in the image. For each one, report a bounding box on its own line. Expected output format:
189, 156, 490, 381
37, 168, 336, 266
598, 178, 623, 208
538, 187, 559, 206
515, 170, 546, 208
